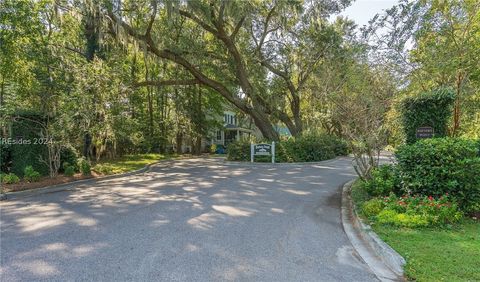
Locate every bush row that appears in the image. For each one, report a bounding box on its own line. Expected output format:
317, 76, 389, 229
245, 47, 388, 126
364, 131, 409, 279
227, 133, 349, 162
361, 194, 462, 228
0, 157, 92, 185
360, 138, 480, 217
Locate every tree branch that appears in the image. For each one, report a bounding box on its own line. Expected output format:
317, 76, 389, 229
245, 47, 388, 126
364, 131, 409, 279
178, 9, 218, 35
145, 0, 158, 37
134, 79, 200, 87
231, 16, 245, 41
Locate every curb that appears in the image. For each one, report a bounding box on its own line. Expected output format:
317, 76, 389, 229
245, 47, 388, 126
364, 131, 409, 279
341, 179, 406, 282
1, 158, 178, 200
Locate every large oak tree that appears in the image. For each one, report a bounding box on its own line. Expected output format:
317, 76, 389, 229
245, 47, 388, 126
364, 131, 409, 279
105, 0, 350, 139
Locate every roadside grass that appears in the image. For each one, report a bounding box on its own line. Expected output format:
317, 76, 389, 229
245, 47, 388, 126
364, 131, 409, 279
350, 179, 480, 282
350, 179, 371, 205
373, 221, 480, 282
92, 153, 175, 175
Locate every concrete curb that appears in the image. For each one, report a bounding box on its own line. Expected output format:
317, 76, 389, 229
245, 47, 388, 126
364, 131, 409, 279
1, 158, 179, 200
341, 179, 406, 282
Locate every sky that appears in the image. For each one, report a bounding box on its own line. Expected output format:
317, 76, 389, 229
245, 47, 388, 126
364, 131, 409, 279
334, 0, 400, 28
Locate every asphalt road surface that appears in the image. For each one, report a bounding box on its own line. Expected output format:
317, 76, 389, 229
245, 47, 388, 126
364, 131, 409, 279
0, 157, 378, 281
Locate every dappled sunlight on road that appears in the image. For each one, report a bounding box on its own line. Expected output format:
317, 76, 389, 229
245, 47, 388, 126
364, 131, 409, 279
0, 157, 363, 281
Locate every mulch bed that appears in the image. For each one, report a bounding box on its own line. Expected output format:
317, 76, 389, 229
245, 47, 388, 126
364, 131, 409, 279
2, 172, 103, 193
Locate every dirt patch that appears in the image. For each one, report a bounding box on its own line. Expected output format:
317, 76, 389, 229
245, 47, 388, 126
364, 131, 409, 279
1, 172, 103, 193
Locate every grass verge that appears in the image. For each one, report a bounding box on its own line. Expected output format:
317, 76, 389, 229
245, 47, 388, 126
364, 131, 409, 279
92, 153, 176, 175
350, 179, 480, 282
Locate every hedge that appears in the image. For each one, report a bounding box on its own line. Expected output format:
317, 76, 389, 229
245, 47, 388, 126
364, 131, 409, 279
396, 138, 480, 212
400, 88, 455, 144
11, 112, 49, 176
227, 133, 349, 163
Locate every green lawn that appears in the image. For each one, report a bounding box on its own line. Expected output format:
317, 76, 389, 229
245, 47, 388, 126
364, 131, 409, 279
92, 153, 176, 175
373, 222, 480, 282
350, 180, 480, 282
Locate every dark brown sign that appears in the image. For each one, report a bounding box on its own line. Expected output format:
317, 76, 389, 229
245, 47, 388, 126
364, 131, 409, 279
416, 126, 434, 139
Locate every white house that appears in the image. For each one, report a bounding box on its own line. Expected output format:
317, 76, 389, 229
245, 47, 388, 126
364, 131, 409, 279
211, 110, 257, 146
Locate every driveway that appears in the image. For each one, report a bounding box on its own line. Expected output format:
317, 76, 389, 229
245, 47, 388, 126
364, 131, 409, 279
0, 157, 377, 281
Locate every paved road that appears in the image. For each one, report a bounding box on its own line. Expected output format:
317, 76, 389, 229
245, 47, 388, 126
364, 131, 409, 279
0, 157, 377, 281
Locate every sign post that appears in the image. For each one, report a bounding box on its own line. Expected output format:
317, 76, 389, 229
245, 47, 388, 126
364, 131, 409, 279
250, 142, 275, 163
416, 126, 434, 139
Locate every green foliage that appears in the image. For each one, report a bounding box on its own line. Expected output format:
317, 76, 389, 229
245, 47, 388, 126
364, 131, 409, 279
377, 209, 429, 228
23, 165, 41, 182
400, 89, 455, 144
396, 138, 480, 212
64, 166, 76, 177
362, 165, 401, 197
2, 173, 20, 184
77, 158, 91, 175
226, 140, 251, 161
361, 198, 385, 218
0, 143, 12, 173
93, 164, 114, 175
60, 145, 79, 172
10, 112, 49, 176
384, 194, 462, 225
276, 134, 349, 162
210, 144, 217, 154
227, 133, 348, 162
372, 194, 462, 228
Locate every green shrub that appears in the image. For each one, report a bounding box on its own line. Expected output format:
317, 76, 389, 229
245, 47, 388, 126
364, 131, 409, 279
396, 138, 480, 212
377, 209, 429, 228
77, 158, 91, 175
60, 145, 79, 172
362, 165, 401, 197
400, 88, 455, 144
93, 164, 114, 175
373, 193, 463, 227
24, 165, 41, 182
361, 198, 385, 218
64, 166, 76, 177
226, 140, 251, 161
10, 111, 49, 176
2, 173, 20, 184
227, 133, 348, 162
210, 144, 217, 154
1, 143, 12, 173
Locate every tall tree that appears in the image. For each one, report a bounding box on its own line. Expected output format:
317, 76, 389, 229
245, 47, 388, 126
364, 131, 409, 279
105, 0, 351, 140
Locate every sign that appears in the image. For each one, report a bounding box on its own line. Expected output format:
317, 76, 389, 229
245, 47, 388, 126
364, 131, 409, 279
416, 126, 434, 139
254, 143, 272, 155
251, 142, 275, 163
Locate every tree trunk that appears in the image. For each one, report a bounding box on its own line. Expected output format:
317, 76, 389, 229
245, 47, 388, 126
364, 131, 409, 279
83, 7, 100, 160
452, 72, 463, 136
176, 132, 183, 154
249, 109, 279, 140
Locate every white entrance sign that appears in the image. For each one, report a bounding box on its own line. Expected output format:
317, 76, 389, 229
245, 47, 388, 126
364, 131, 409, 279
250, 142, 275, 163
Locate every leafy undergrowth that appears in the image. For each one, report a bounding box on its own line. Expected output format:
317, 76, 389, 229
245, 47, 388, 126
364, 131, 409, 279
92, 154, 176, 175
373, 222, 480, 282
350, 180, 480, 282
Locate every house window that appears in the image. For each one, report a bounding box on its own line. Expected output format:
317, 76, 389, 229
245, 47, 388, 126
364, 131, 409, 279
216, 130, 222, 140
224, 114, 228, 123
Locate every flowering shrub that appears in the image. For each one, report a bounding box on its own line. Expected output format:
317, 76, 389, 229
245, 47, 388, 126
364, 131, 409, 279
396, 138, 480, 212
362, 193, 463, 227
